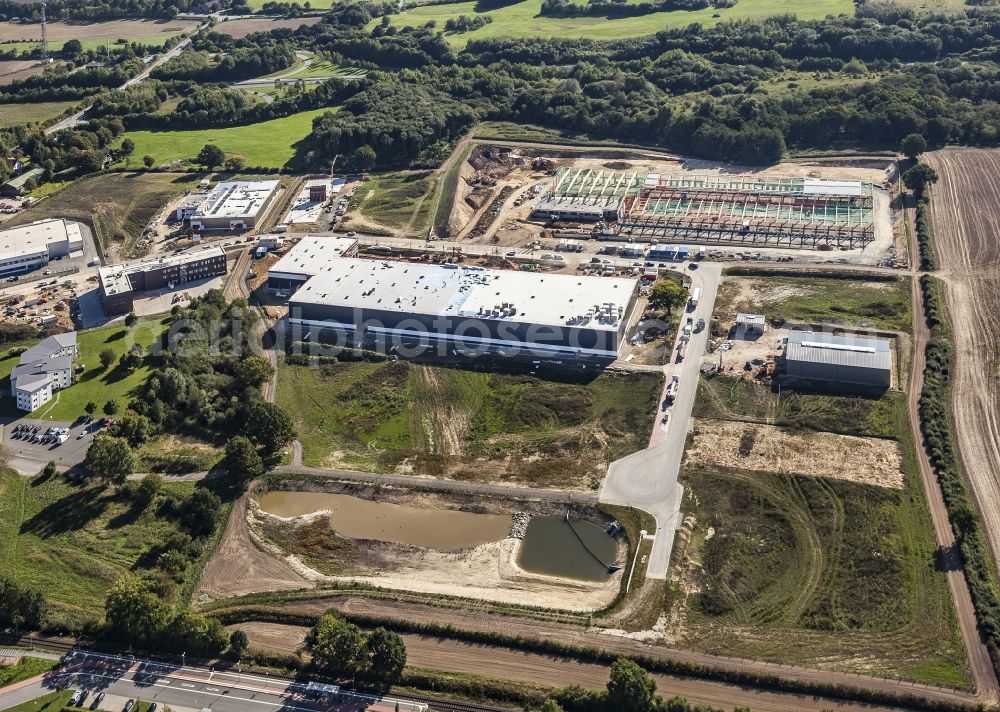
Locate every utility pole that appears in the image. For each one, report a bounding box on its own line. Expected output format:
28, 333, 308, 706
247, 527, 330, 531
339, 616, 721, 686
39, 2, 48, 63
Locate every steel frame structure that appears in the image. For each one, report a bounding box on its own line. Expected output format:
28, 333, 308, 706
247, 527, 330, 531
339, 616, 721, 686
618, 186, 875, 247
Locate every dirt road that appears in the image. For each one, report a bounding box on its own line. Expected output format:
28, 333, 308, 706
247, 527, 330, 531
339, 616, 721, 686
229, 620, 911, 712
197, 493, 312, 599
923, 148, 1000, 703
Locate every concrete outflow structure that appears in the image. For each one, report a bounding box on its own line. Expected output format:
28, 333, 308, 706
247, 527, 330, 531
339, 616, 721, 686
783, 331, 891, 388
98, 246, 228, 316
0, 218, 84, 276
10, 332, 77, 411
188, 180, 280, 231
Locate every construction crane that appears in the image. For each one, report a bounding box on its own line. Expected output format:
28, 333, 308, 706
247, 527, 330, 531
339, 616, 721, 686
39, 1, 48, 63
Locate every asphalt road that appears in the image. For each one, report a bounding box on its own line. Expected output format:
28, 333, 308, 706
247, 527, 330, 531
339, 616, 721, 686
0, 652, 427, 712
599, 262, 719, 579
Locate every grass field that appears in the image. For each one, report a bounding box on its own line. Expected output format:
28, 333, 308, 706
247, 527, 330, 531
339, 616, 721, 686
716, 275, 912, 332
0, 468, 198, 627
277, 359, 661, 489
358, 171, 438, 234
0, 657, 58, 688
122, 107, 336, 170
383, 0, 852, 45
1, 691, 72, 712
0, 100, 78, 128
693, 374, 904, 438
10, 171, 201, 256
0, 19, 199, 53
0, 318, 171, 421
678, 381, 967, 685
211, 16, 323, 38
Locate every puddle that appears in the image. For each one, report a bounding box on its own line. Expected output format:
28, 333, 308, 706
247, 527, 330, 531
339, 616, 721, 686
518, 515, 618, 581
257, 491, 512, 551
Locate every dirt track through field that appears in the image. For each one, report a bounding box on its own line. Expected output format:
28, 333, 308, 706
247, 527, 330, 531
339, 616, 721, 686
230, 619, 908, 712
923, 148, 1000, 703
924, 151, 1000, 571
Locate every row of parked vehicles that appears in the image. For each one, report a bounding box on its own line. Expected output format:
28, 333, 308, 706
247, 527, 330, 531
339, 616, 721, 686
68, 689, 152, 711
11, 424, 69, 444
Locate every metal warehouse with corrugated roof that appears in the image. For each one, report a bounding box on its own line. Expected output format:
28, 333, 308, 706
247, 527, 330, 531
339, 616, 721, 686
783, 331, 891, 388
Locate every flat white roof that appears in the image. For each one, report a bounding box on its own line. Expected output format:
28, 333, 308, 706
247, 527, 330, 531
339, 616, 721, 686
0, 218, 83, 260
801, 178, 866, 197
194, 180, 279, 220
291, 258, 636, 331
100, 246, 227, 294
269, 236, 358, 279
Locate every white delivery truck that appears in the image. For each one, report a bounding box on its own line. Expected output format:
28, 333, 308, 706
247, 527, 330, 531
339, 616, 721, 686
689, 287, 701, 309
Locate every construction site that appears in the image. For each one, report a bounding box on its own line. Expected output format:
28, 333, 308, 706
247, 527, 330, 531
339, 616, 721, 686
435, 146, 894, 260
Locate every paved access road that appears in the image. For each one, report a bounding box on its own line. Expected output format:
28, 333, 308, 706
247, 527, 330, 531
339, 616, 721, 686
0, 651, 426, 712
599, 262, 720, 579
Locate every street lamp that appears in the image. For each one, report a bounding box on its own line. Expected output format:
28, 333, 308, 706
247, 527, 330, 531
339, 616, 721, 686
181, 651, 186, 668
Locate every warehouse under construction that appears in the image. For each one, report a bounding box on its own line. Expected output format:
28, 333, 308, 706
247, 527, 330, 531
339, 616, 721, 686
533, 169, 875, 248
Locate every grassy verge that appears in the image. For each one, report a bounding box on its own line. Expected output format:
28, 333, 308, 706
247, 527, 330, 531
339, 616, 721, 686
693, 373, 904, 438
433, 142, 473, 237
0, 468, 199, 629
0, 317, 172, 421
715, 273, 911, 332
0, 657, 58, 689
357, 171, 438, 235
120, 107, 337, 170
0, 691, 72, 712
276, 359, 660, 489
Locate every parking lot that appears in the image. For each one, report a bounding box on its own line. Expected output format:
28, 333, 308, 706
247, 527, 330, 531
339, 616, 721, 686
2, 416, 105, 472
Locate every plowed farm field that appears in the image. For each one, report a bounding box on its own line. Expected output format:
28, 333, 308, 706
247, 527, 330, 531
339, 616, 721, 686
924, 148, 1000, 564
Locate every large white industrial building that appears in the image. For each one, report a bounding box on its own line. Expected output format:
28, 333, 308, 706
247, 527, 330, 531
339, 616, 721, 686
0, 219, 84, 276
267, 236, 359, 293
284, 257, 639, 361
189, 180, 280, 231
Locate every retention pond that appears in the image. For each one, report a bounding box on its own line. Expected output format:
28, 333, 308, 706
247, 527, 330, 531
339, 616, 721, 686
257, 491, 512, 551
518, 515, 618, 582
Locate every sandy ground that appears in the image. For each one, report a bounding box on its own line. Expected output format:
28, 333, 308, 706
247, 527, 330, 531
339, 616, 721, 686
199, 481, 622, 611
197, 493, 313, 602
211, 17, 322, 38
684, 418, 904, 488
227, 618, 916, 712
0, 18, 200, 43
924, 148, 1000, 567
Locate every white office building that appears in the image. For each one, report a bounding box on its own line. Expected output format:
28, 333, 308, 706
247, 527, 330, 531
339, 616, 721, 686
189, 180, 280, 231
0, 219, 85, 276
10, 332, 78, 411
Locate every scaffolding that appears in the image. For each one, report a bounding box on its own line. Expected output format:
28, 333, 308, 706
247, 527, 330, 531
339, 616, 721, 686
618, 176, 875, 248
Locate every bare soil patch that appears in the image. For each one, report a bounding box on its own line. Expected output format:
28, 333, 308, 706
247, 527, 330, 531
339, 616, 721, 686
684, 419, 904, 488
0, 60, 42, 85
211, 17, 322, 38
0, 19, 200, 43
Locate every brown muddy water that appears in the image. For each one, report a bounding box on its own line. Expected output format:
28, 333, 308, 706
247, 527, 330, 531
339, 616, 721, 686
518, 515, 618, 582
257, 491, 512, 551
